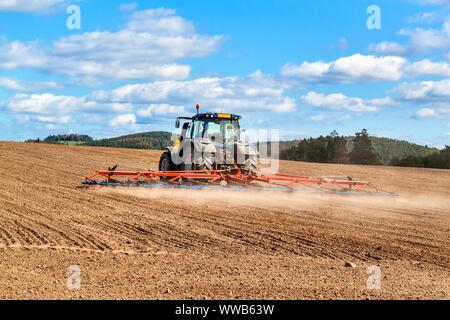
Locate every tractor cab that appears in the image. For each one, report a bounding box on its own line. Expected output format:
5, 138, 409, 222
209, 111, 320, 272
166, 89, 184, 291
176, 112, 242, 145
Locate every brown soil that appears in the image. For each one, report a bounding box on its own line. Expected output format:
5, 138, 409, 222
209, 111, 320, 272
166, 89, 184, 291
0, 142, 448, 300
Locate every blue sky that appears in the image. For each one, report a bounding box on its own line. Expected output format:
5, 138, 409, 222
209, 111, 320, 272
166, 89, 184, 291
0, 0, 450, 147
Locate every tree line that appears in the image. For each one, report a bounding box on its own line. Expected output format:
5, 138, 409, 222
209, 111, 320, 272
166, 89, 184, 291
280, 129, 450, 169
27, 134, 94, 144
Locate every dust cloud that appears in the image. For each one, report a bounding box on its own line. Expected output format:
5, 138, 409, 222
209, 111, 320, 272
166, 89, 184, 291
97, 186, 450, 217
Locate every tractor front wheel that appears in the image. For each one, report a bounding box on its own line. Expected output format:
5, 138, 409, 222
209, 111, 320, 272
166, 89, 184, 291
159, 151, 174, 172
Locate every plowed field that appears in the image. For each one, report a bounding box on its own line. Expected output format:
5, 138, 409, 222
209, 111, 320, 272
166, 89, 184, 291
0, 142, 448, 299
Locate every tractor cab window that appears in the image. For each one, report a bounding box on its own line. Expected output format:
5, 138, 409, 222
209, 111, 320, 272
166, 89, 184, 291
191, 120, 204, 139
223, 120, 240, 142
191, 118, 240, 142
206, 120, 222, 142
206, 119, 240, 143
180, 122, 191, 142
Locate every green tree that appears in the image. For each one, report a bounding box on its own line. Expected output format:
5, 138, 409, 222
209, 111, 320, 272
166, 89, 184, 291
349, 129, 380, 165
326, 131, 348, 164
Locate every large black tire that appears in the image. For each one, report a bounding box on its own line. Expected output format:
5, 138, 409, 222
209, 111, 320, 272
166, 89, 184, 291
159, 151, 174, 172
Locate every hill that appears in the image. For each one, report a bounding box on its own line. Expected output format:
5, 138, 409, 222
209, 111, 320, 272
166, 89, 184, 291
85, 131, 172, 150
354, 137, 437, 165
280, 136, 438, 165
279, 131, 447, 168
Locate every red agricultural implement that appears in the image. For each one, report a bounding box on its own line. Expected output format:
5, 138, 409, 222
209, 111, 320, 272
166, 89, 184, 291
82, 168, 394, 196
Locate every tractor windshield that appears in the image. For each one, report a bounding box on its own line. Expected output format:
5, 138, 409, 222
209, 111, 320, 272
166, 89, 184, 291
192, 119, 240, 143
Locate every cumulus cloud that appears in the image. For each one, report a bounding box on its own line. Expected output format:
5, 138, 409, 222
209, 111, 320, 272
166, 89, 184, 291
368, 41, 407, 55
0, 9, 222, 84
301, 91, 396, 112
89, 72, 296, 113
370, 16, 450, 55
137, 104, 186, 117
416, 106, 450, 117
395, 79, 450, 118
281, 54, 407, 83
281, 53, 450, 83
0, 0, 65, 12
0, 77, 59, 92
3, 93, 133, 115
300, 92, 391, 112
109, 114, 137, 127
36, 115, 71, 124
405, 59, 450, 76
396, 79, 450, 100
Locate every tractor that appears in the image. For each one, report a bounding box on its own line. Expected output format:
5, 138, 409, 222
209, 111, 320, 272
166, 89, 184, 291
159, 105, 258, 173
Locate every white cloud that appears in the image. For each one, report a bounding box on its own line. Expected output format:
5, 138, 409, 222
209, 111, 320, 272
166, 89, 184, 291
405, 59, 450, 76
0, 0, 65, 12
126, 8, 194, 35
309, 114, 352, 122
417, 108, 437, 117
368, 41, 407, 55
0, 77, 59, 92
397, 24, 449, 52
396, 79, 450, 100
370, 16, 450, 55
0, 9, 222, 84
416, 106, 450, 117
3, 93, 132, 115
281, 53, 450, 83
301, 92, 386, 112
137, 104, 185, 117
109, 114, 137, 127
36, 115, 71, 124
281, 54, 407, 83
0, 41, 49, 69
90, 73, 296, 113
395, 79, 450, 118
5, 93, 82, 114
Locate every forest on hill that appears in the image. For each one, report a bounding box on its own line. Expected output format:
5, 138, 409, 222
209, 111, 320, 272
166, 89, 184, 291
280, 130, 449, 169
85, 132, 172, 150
